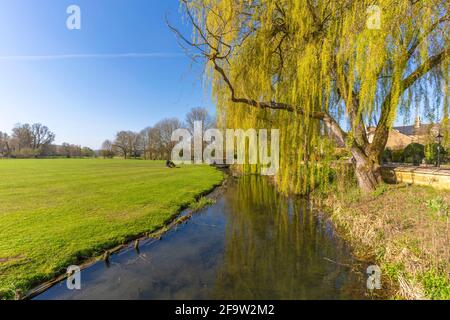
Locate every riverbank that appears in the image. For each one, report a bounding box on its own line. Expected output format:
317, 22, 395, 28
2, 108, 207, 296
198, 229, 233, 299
316, 183, 450, 300
33, 175, 368, 300
0, 159, 224, 300
26, 179, 228, 300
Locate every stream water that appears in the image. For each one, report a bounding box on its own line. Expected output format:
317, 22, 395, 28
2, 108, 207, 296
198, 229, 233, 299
35, 176, 368, 300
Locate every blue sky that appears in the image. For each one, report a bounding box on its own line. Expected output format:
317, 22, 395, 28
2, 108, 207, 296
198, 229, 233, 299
0, 0, 212, 149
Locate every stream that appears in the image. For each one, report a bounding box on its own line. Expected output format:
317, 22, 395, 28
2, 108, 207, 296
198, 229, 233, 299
35, 175, 368, 300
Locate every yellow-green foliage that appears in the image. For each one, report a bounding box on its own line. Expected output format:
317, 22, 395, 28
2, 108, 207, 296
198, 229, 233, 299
183, 0, 449, 194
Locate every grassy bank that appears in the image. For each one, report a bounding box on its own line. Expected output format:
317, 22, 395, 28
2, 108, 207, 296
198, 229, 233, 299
0, 159, 223, 299
318, 182, 449, 300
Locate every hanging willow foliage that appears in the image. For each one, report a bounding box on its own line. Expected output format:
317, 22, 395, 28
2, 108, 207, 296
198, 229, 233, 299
172, 0, 449, 194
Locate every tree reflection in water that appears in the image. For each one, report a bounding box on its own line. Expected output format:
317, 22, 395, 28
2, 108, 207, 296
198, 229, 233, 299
214, 175, 366, 299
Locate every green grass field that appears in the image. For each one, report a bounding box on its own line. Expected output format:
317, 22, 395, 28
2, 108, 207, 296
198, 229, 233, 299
0, 159, 223, 298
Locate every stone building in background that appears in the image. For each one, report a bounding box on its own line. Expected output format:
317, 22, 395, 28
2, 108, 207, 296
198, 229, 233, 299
368, 117, 449, 150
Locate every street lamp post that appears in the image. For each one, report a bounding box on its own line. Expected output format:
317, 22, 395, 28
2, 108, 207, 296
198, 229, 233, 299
436, 132, 444, 168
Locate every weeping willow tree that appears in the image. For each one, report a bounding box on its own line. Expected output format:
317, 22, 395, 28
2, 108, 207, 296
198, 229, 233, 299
172, 0, 449, 193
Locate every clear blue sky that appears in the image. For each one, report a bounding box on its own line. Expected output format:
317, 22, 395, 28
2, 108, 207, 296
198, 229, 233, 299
0, 0, 213, 149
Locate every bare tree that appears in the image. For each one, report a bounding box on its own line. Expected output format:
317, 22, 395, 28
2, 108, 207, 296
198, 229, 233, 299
101, 139, 115, 158
185, 107, 215, 135
0, 123, 96, 158
147, 126, 163, 159
0, 132, 11, 157
59, 143, 81, 158
11, 123, 33, 152
30, 123, 55, 151
9, 123, 55, 157
131, 133, 143, 159
139, 128, 152, 160
153, 118, 182, 160
114, 131, 140, 159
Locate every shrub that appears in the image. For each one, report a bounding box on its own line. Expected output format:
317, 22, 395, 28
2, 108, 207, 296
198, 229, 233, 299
11, 148, 39, 159
391, 149, 405, 163
403, 143, 425, 165
328, 163, 358, 196
425, 143, 439, 164
426, 196, 449, 218
382, 149, 393, 163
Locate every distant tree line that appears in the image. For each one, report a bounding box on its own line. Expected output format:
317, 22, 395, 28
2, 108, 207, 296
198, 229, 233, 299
101, 107, 214, 159
0, 123, 95, 158
0, 107, 213, 160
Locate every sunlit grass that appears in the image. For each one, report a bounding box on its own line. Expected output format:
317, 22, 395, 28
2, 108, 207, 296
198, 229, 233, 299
327, 182, 450, 299
0, 159, 223, 298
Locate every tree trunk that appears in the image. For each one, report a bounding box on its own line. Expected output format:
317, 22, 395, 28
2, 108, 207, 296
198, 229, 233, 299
351, 147, 383, 193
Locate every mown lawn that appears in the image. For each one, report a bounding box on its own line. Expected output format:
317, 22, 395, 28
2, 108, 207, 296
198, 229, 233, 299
0, 159, 223, 298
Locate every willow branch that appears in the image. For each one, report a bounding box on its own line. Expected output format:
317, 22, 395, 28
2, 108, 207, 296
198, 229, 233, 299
212, 59, 347, 146
370, 47, 449, 154
173, 0, 347, 146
